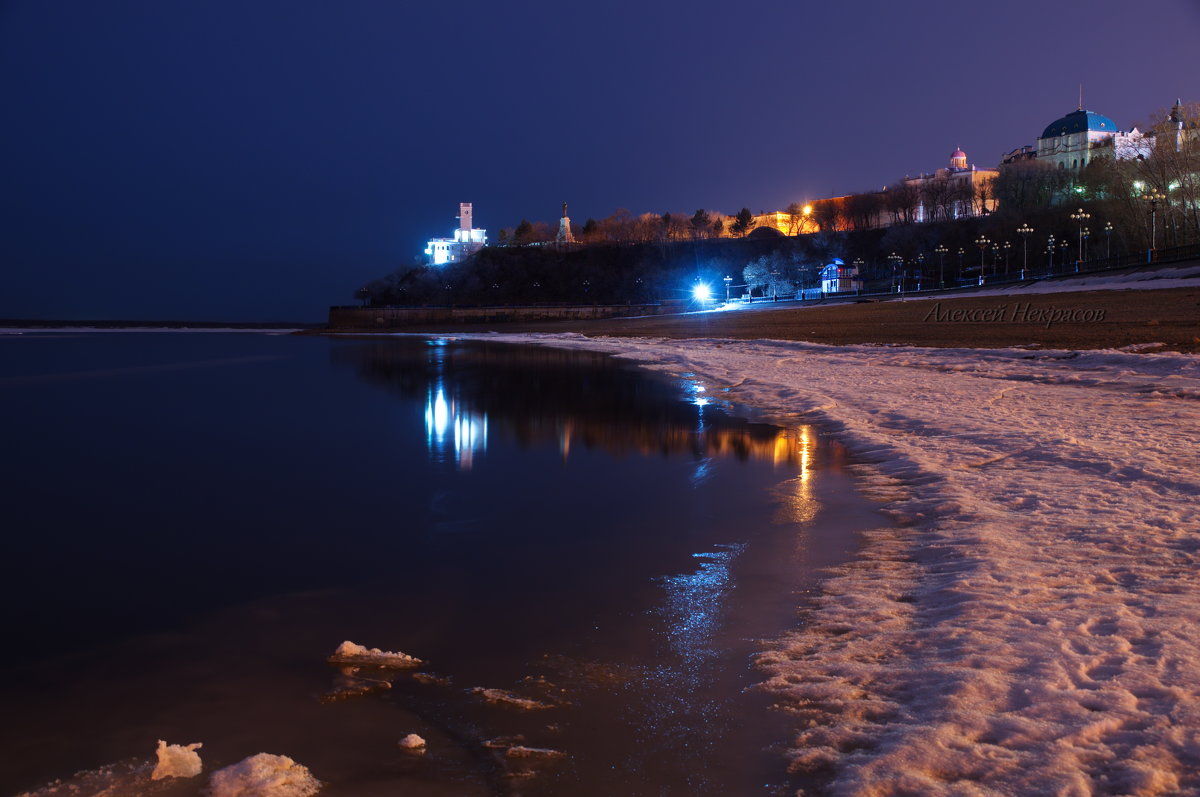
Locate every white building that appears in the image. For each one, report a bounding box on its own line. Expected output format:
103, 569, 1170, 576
820, 259, 862, 294
1035, 107, 1152, 171
425, 202, 487, 266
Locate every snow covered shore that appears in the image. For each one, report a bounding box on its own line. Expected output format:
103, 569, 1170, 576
469, 333, 1200, 795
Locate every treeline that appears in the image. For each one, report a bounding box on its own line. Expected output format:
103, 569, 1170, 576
499, 208, 763, 246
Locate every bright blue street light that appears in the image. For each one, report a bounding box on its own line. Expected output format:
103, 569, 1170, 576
692, 282, 712, 302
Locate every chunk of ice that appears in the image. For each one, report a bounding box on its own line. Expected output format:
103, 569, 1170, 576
209, 753, 321, 797
150, 739, 203, 780
327, 640, 422, 668
397, 734, 426, 750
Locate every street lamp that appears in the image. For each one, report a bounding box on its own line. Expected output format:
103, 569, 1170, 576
1069, 208, 1091, 272
1002, 241, 1012, 275
769, 269, 780, 301
1080, 227, 1090, 264
888, 252, 903, 294
1145, 190, 1166, 255
1046, 234, 1056, 271
975, 236, 990, 284
1017, 224, 1034, 278
957, 247, 965, 284
990, 244, 999, 278
934, 245, 948, 288
1104, 221, 1114, 260
915, 252, 925, 291
724, 275, 733, 303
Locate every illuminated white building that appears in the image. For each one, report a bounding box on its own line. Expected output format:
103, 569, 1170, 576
424, 202, 487, 266
820, 259, 862, 294
1034, 107, 1152, 171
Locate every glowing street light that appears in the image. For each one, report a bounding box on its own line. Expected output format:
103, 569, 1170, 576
1069, 208, 1091, 272
1145, 190, 1166, 255
692, 281, 712, 303
1046, 234, 1056, 271
1016, 223, 1034, 277
723, 275, 733, 303
975, 236, 990, 283
1104, 221, 1114, 259
934, 245, 948, 288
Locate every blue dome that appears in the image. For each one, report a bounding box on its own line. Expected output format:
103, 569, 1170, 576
1040, 109, 1118, 139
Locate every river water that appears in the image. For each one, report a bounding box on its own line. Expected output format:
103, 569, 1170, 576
0, 332, 881, 796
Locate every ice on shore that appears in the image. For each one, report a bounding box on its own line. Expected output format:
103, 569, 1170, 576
326, 640, 422, 668
468, 331, 1200, 794
209, 753, 320, 797
505, 745, 565, 759
470, 687, 556, 710
150, 739, 203, 780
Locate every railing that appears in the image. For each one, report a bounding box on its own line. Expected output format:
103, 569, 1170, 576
805, 242, 1200, 302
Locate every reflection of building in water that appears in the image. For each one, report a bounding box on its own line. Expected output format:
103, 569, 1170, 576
776, 425, 818, 528
338, 340, 851, 474
555, 417, 816, 469
425, 383, 488, 469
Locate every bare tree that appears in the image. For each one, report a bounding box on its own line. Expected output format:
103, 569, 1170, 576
884, 182, 920, 225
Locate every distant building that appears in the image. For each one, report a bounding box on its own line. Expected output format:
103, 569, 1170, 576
750, 208, 816, 236
424, 202, 487, 266
904, 148, 999, 222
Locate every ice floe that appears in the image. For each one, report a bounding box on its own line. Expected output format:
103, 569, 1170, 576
326, 640, 423, 668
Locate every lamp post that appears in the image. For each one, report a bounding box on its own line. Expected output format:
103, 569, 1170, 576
1017, 223, 1034, 278
1069, 208, 1091, 272
1081, 227, 1090, 264
915, 252, 925, 292
888, 252, 903, 294
957, 247, 965, 284
1104, 222, 1113, 260
724, 275, 732, 303
975, 236, 990, 284
769, 269, 779, 301
1046, 234, 1055, 271
934, 245, 948, 289
990, 244, 999, 279
1145, 190, 1166, 257
1002, 241, 1012, 275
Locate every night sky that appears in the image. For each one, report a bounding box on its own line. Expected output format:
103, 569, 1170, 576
3, 0, 1198, 322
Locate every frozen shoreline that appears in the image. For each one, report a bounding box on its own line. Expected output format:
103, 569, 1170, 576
455, 332, 1200, 795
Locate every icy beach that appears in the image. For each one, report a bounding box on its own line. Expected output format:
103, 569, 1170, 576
469, 331, 1200, 794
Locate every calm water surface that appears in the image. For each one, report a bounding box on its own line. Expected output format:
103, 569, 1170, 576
0, 332, 880, 796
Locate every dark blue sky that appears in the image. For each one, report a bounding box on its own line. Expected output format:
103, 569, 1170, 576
3, 0, 1197, 321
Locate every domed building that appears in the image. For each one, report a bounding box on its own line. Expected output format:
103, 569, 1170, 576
904, 147, 999, 222
1035, 106, 1152, 171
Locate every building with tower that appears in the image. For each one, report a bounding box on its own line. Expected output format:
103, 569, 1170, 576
424, 202, 487, 266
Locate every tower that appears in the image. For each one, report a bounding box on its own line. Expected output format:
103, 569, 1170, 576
458, 202, 473, 233
950, 147, 968, 170
556, 201, 575, 244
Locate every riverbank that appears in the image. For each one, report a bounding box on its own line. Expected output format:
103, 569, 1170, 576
332, 263, 1200, 353
436, 331, 1200, 794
